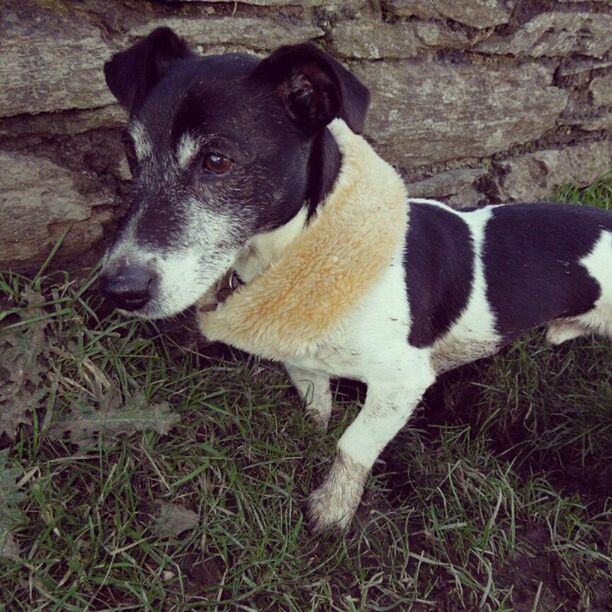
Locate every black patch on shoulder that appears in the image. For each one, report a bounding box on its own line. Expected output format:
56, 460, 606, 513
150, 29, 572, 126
405, 203, 474, 347
484, 203, 611, 339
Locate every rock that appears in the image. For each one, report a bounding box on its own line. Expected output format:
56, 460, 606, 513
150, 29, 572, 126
353, 62, 567, 167
558, 59, 612, 77
488, 141, 612, 202
413, 21, 470, 49
580, 114, 612, 131
406, 168, 488, 207
331, 19, 471, 59
386, 0, 514, 29
590, 73, 612, 107
476, 12, 612, 58
129, 17, 323, 51
331, 21, 419, 59
0, 152, 116, 268
561, 110, 612, 132
560, 91, 611, 131
0, 105, 125, 138
0, 1, 116, 118
161, 0, 326, 4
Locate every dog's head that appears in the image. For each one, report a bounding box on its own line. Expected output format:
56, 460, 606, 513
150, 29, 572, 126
99, 28, 369, 318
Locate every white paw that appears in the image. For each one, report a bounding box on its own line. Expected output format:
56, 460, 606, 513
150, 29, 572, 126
305, 451, 368, 533
546, 319, 587, 345
305, 404, 331, 431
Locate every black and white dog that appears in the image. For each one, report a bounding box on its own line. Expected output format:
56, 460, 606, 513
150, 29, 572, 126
100, 28, 612, 532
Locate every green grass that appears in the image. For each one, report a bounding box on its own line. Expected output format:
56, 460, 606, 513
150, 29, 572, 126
553, 172, 611, 210
0, 177, 610, 609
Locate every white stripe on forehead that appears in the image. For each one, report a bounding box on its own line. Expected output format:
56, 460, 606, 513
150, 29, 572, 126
176, 132, 201, 168
128, 120, 152, 159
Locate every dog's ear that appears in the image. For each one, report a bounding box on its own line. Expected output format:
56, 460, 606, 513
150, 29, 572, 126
253, 43, 370, 134
104, 27, 193, 113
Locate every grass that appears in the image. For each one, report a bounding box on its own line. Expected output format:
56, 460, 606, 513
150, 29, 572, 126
0, 176, 610, 610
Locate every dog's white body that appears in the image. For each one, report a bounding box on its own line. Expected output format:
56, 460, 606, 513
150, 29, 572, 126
230, 203, 611, 530
197, 122, 612, 531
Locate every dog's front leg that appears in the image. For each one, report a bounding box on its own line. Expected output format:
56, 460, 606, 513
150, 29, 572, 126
285, 364, 332, 430
306, 375, 433, 533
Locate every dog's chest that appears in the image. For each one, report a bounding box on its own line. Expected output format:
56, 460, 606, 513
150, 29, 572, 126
285, 248, 415, 382
286, 204, 501, 380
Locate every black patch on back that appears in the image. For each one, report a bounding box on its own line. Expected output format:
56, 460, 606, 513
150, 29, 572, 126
484, 203, 611, 339
405, 203, 474, 347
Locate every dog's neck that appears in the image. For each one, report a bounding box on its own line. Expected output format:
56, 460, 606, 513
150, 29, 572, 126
234, 207, 308, 284
233, 128, 341, 284
199, 119, 408, 360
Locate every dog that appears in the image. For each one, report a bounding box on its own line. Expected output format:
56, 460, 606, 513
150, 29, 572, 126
99, 28, 612, 533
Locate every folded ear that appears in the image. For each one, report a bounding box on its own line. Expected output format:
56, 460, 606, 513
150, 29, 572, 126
252, 43, 370, 134
104, 27, 193, 113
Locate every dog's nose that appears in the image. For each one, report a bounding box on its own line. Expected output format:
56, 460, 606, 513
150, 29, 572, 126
99, 264, 155, 311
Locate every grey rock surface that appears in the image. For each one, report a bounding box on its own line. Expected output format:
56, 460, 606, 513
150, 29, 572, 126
332, 20, 471, 58
386, 0, 515, 28
412, 21, 470, 49
489, 141, 612, 202
476, 12, 612, 58
0, 152, 117, 266
406, 168, 489, 207
590, 73, 612, 107
331, 21, 419, 59
355, 62, 567, 166
0, 2, 116, 118
162, 0, 326, 4
0, 106, 125, 138
129, 17, 324, 51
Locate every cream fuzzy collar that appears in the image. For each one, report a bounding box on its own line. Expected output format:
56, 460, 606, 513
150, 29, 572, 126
197, 119, 408, 360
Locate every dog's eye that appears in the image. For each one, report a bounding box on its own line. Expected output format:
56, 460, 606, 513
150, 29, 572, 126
203, 152, 233, 174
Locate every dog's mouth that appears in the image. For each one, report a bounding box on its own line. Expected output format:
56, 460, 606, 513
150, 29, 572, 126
130, 268, 243, 320
100, 246, 245, 321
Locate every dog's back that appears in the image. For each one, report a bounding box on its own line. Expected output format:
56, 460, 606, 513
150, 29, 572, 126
406, 199, 612, 372
481, 202, 611, 341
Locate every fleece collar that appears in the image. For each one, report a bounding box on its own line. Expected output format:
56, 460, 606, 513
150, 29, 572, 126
197, 119, 408, 361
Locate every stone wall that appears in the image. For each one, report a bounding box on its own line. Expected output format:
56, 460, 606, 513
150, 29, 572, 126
1, 0, 610, 270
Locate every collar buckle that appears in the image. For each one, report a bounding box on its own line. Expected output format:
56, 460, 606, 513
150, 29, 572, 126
199, 269, 243, 313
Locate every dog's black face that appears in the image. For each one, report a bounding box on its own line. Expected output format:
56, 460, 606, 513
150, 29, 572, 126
99, 28, 369, 318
